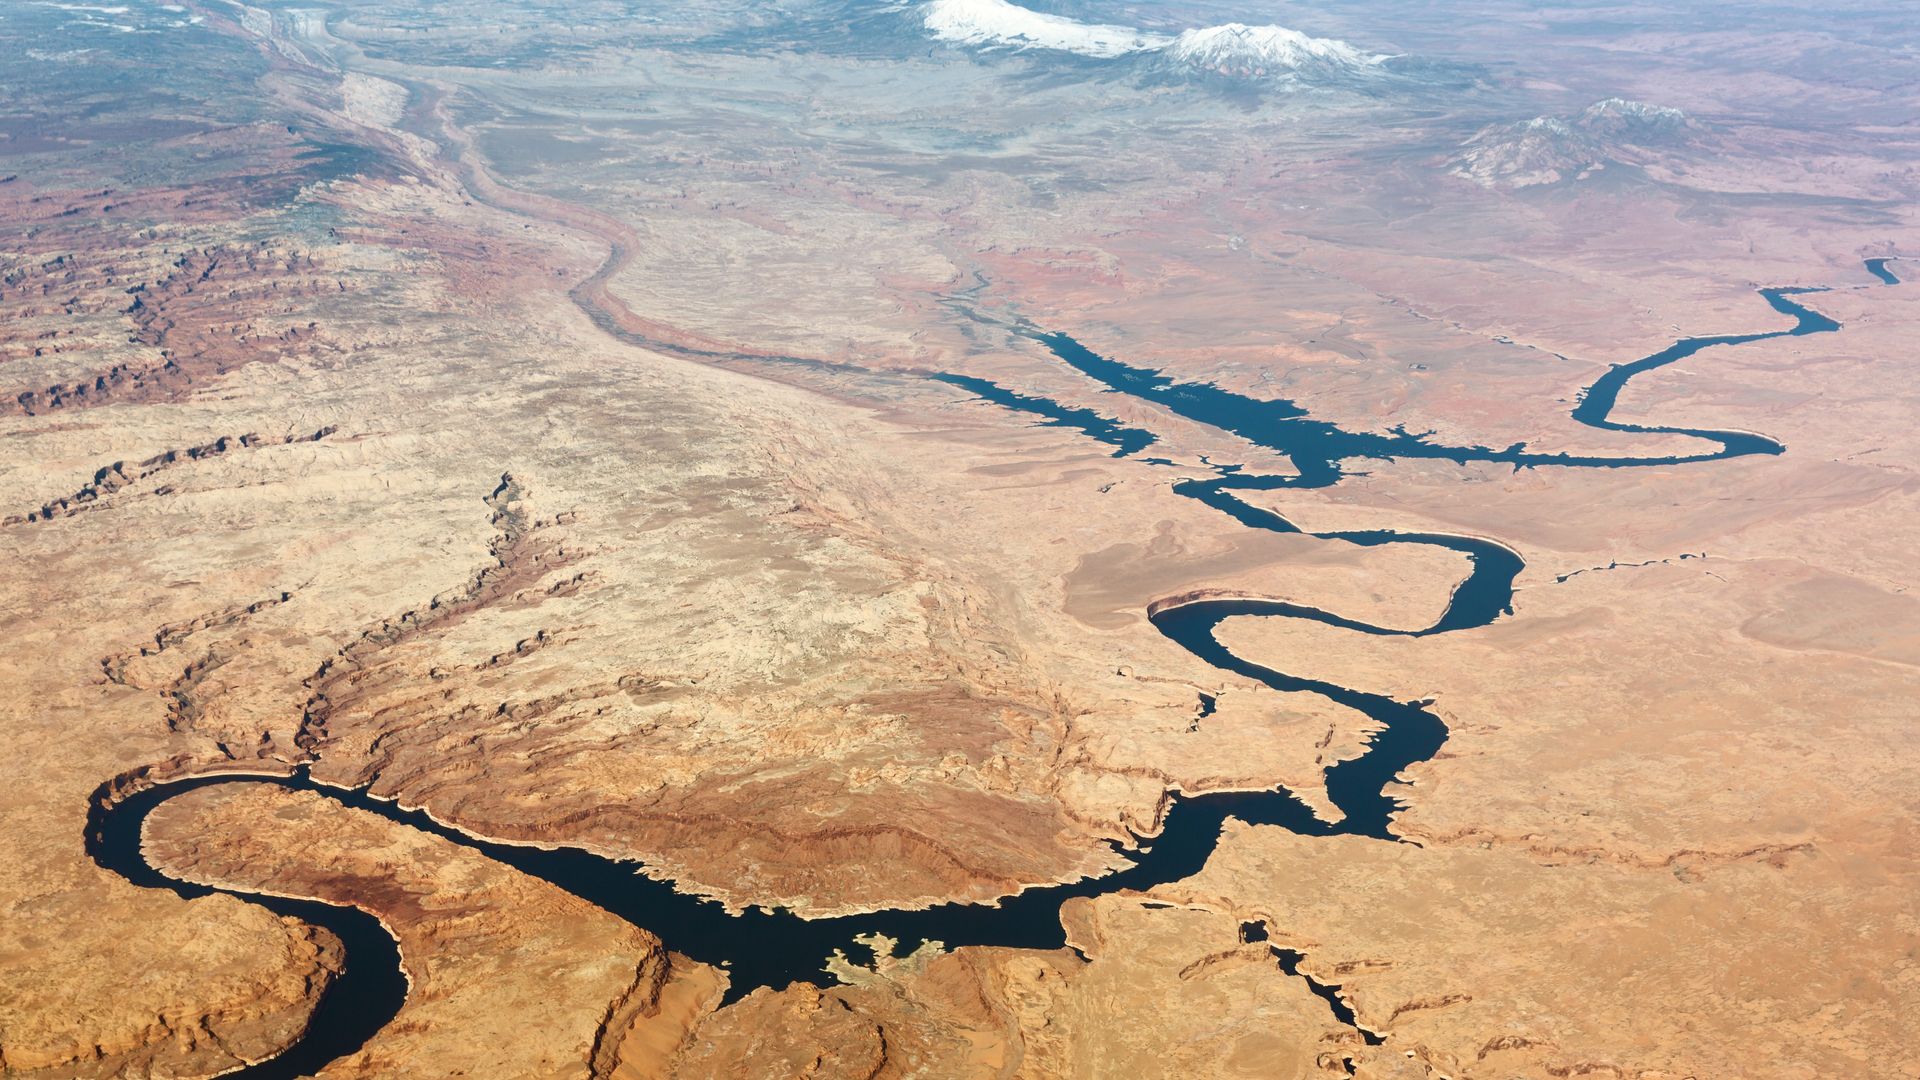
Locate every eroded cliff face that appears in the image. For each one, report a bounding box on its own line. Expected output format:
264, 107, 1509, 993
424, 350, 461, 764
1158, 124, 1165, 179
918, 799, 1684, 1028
144, 783, 700, 1079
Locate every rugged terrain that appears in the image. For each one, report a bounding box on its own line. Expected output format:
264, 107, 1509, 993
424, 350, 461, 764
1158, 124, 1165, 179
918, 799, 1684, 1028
2, 1, 1917, 1077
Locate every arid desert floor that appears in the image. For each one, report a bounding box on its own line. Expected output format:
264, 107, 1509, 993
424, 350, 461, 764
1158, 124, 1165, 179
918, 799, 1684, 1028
1, 1, 1917, 1077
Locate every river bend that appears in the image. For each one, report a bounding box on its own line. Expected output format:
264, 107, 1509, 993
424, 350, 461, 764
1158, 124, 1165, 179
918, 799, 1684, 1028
88, 261, 1894, 1072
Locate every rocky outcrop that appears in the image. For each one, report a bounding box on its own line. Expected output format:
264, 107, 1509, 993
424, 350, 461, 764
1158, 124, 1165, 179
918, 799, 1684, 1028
3, 243, 355, 416
0, 905, 342, 1079
5, 427, 335, 526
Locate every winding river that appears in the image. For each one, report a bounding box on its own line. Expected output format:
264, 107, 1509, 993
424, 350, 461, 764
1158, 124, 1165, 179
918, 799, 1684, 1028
87, 260, 1898, 1072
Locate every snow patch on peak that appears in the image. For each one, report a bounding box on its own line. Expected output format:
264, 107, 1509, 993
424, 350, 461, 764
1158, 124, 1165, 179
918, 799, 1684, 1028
921, 0, 1169, 58
1576, 97, 1689, 136
916, 1, 1393, 79
1450, 98, 1697, 189
1163, 22, 1389, 78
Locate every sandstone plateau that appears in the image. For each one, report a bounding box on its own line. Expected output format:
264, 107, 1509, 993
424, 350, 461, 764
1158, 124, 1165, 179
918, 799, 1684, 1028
2, 1, 1916, 1078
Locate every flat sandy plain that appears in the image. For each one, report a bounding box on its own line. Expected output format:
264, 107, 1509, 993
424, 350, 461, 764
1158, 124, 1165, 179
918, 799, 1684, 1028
1, 1, 1916, 1077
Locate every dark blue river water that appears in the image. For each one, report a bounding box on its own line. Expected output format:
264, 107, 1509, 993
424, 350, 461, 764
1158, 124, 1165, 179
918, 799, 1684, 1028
89, 262, 1889, 1071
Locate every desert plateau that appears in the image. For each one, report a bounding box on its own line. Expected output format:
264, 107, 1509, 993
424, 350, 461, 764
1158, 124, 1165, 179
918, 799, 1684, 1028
1, 1, 1917, 1077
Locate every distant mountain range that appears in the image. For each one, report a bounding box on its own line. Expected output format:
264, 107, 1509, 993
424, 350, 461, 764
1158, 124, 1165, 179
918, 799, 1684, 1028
1158, 23, 1388, 81
920, 0, 1168, 58
915, 0, 1397, 85
1450, 98, 1695, 188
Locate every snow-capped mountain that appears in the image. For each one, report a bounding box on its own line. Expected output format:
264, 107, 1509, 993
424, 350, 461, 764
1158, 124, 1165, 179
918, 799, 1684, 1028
1449, 99, 1696, 188
920, 0, 1169, 58
1573, 97, 1689, 140
1159, 22, 1390, 81
913, 0, 1395, 84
